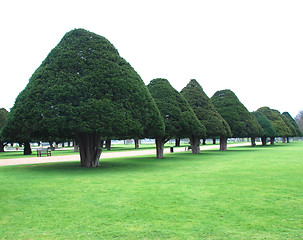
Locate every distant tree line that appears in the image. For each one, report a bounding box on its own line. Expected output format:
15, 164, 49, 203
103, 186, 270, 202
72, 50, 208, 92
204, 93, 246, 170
0, 29, 302, 167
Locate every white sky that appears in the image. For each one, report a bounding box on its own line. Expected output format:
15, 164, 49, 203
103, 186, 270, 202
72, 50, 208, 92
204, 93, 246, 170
1, 0, 302, 117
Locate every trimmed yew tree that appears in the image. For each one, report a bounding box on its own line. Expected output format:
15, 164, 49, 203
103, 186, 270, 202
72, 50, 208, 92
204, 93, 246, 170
211, 90, 263, 150
281, 112, 302, 142
180, 79, 231, 150
0, 108, 8, 152
147, 78, 206, 157
252, 111, 277, 146
257, 107, 292, 144
2, 29, 164, 167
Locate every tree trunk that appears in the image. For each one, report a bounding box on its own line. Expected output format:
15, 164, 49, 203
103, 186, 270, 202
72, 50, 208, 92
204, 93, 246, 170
49, 142, 55, 151
287, 137, 290, 143
134, 138, 139, 149
202, 138, 206, 145
190, 136, 200, 154
251, 137, 256, 147
78, 133, 102, 168
24, 142, 32, 155
106, 139, 111, 151
220, 136, 227, 151
270, 137, 275, 145
261, 137, 267, 146
213, 139, 216, 144
175, 138, 181, 147
155, 138, 165, 159
0, 142, 5, 152
282, 137, 286, 143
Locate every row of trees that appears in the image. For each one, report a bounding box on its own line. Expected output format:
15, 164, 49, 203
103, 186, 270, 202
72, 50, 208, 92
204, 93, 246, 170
0, 29, 302, 167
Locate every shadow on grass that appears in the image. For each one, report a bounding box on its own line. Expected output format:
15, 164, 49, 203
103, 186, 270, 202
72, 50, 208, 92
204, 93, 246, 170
19, 151, 216, 174
10, 143, 287, 173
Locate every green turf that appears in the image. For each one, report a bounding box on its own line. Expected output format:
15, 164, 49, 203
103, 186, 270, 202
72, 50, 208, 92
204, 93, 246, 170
0, 142, 302, 239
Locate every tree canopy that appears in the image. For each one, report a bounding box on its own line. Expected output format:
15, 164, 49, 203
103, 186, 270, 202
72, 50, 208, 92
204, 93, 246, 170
0, 108, 8, 152
252, 111, 277, 138
2, 28, 164, 166
0, 108, 8, 132
147, 78, 206, 156
282, 112, 302, 137
211, 90, 263, 138
180, 79, 231, 139
257, 107, 292, 137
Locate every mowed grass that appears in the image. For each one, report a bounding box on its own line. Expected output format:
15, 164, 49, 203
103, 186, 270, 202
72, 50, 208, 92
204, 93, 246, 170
0, 142, 302, 239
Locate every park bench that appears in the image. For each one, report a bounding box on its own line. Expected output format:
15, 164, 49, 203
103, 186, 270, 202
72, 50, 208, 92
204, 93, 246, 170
36, 148, 52, 157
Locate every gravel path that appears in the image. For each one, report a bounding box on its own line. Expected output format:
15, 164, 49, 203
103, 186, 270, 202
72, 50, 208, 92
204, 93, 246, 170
0, 143, 251, 166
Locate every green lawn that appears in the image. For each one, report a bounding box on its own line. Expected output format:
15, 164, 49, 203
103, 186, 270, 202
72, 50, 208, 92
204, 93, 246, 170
0, 142, 302, 239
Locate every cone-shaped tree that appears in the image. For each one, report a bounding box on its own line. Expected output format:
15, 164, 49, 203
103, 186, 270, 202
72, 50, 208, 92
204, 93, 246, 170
257, 107, 292, 144
0, 108, 8, 152
252, 111, 277, 146
281, 112, 302, 142
147, 78, 206, 157
2, 29, 164, 167
211, 89, 263, 149
282, 112, 302, 136
180, 79, 231, 150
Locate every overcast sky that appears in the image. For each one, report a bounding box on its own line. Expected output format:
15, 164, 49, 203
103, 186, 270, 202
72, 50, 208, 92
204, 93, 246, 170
1, 0, 302, 117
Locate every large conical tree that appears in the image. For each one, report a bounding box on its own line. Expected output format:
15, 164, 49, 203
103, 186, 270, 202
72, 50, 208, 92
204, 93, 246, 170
147, 78, 206, 157
180, 79, 231, 150
257, 107, 292, 144
282, 112, 302, 142
252, 111, 277, 146
0, 108, 8, 152
211, 89, 263, 150
2, 29, 164, 167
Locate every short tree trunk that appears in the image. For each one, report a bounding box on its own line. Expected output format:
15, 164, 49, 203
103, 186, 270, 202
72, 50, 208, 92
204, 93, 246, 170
78, 133, 102, 168
213, 139, 216, 144
220, 136, 227, 151
106, 139, 111, 151
270, 137, 275, 145
134, 138, 139, 149
261, 137, 267, 146
24, 142, 32, 155
287, 137, 290, 143
175, 138, 181, 147
49, 142, 56, 151
190, 136, 200, 154
0, 142, 5, 152
155, 138, 165, 159
251, 137, 256, 147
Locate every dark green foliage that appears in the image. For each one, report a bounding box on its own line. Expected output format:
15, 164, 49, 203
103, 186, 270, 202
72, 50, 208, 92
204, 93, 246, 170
211, 90, 263, 138
147, 78, 206, 139
282, 112, 303, 137
180, 79, 231, 138
0, 108, 8, 132
252, 111, 277, 138
2, 29, 164, 142
257, 107, 292, 137
0, 108, 9, 152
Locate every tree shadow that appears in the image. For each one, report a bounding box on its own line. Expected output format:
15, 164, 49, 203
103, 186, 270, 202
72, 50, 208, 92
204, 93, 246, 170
19, 151, 215, 174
